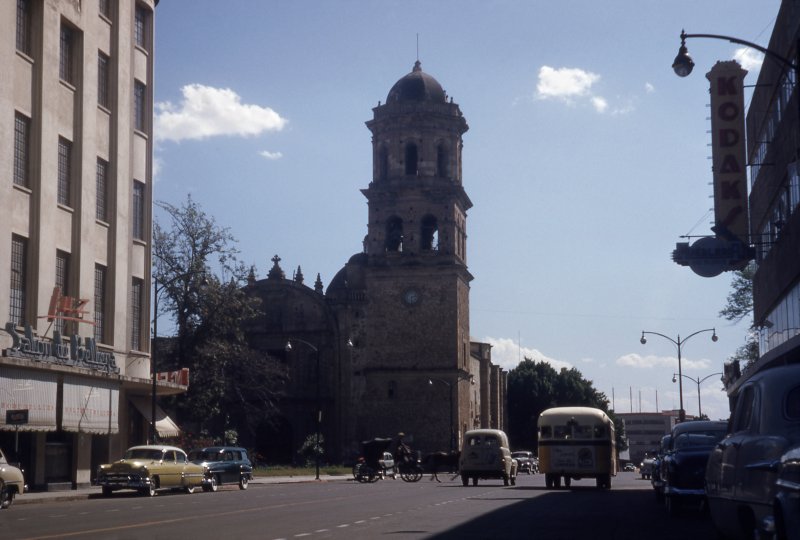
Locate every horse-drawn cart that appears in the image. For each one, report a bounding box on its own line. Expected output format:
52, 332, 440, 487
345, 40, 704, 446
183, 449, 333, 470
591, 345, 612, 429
353, 438, 423, 483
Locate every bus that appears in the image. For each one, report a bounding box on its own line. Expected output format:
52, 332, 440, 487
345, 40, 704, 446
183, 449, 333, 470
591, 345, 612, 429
537, 406, 617, 489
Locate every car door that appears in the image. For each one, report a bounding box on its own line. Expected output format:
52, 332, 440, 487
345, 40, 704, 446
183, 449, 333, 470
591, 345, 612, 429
716, 385, 756, 508
161, 449, 180, 487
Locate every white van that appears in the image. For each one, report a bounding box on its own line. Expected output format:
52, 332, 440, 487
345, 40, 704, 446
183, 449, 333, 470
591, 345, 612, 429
459, 429, 518, 486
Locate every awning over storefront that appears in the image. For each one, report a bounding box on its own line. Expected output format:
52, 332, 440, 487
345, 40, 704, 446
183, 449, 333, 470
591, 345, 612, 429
0, 367, 57, 431
129, 396, 181, 438
62, 375, 119, 434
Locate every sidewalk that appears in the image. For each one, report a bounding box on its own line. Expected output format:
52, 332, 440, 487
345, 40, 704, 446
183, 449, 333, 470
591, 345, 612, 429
14, 475, 353, 505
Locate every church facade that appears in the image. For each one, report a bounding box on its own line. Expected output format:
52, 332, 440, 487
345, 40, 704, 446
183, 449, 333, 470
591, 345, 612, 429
244, 62, 507, 463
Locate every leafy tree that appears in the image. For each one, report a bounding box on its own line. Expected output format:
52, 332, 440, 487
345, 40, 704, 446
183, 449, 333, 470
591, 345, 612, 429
154, 196, 287, 446
719, 263, 758, 370
507, 358, 626, 452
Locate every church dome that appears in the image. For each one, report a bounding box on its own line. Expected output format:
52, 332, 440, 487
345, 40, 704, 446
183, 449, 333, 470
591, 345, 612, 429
386, 61, 446, 104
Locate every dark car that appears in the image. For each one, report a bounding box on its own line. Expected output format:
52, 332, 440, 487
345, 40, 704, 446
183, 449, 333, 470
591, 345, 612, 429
706, 364, 800, 540
511, 451, 535, 474
661, 420, 728, 516
651, 434, 672, 503
188, 447, 253, 491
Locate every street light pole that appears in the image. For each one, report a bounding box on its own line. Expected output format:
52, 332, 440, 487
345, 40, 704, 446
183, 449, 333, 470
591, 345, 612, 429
286, 338, 322, 481
672, 372, 723, 418
640, 329, 717, 422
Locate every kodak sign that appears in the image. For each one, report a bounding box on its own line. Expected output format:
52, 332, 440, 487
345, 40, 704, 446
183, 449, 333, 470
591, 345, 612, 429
706, 61, 749, 243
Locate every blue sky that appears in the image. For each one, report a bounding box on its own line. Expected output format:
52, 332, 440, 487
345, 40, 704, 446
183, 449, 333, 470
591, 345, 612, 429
152, 1, 781, 422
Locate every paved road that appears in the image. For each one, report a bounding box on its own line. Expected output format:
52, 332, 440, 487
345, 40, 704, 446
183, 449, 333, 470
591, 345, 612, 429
1, 471, 717, 540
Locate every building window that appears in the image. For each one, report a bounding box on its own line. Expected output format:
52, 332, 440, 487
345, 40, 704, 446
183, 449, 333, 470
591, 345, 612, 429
55, 251, 70, 336
385, 216, 403, 252
96, 158, 108, 221
130, 278, 143, 350
58, 137, 72, 206
134, 80, 146, 132
99, 0, 110, 18
13, 112, 30, 188
134, 5, 148, 50
404, 143, 418, 175
94, 265, 106, 343
16, 0, 32, 56
133, 181, 145, 240
9, 236, 27, 326
421, 215, 439, 251
437, 144, 449, 179
59, 24, 74, 84
98, 51, 110, 108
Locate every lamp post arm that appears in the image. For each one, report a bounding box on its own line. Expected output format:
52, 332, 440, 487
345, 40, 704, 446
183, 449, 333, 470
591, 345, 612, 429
681, 31, 797, 70
641, 331, 679, 348
698, 372, 724, 385
680, 328, 717, 346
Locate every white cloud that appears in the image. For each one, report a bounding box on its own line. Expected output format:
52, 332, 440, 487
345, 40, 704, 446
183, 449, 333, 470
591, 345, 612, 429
591, 96, 608, 113
259, 150, 283, 160
536, 66, 600, 102
155, 84, 287, 142
733, 47, 765, 72
645, 82, 655, 93
616, 353, 711, 371
480, 336, 572, 372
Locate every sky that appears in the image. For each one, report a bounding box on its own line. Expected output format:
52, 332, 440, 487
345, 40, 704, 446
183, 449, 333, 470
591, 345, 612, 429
152, 0, 782, 423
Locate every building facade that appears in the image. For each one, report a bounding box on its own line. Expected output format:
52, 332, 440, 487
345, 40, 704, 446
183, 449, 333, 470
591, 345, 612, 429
720, 1, 800, 398
0, 0, 175, 490
244, 62, 507, 462
618, 411, 681, 466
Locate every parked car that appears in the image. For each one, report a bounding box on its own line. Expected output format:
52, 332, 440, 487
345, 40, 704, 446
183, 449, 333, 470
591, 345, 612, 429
97, 445, 208, 497
188, 446, 253, 491
706, 364, 800, 540
623, 463, 636, 472
661, 421, 727, 516
640, 451, 656, 480
651, 434, 672, 502
460, 429, 518, 486
511, 451, 535, 474
0, 448, 24, 509
773, 445, 800, 540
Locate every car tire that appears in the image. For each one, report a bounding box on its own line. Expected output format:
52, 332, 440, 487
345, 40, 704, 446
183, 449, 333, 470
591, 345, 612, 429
511, 475, 516, 486
239, 475, 249, 490
472, 476, 478, 486
101, 486, 113, 497
564, 477, 571, 488
141, 478, 156, 497
0, 480, 12, 509
503, 474, 509, 486
545, 474, 553, 489
554, 476, 561, 488
185, 484, 196, 494
461, 474, 468, 487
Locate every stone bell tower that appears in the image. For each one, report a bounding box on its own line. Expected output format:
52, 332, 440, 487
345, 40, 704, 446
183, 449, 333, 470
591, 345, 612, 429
341, 61, 474, 452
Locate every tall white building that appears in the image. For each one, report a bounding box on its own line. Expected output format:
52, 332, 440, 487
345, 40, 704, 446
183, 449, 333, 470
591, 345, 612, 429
0, 0, 176, 490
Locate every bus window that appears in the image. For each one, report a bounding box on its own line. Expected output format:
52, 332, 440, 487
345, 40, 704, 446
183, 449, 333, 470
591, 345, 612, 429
554, 426, 570, 439
574, 425, 592, 439
594, 425, 607, 439
540, 426, 552, 439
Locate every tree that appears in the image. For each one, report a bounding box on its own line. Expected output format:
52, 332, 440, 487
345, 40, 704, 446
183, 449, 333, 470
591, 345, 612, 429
506, 358, 626, 452
719, 262, 758, 370
153, 196, 287, 446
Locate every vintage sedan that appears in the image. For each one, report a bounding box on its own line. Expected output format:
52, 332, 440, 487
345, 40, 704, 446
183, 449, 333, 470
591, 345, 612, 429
188, 446, 253, 491
97, 445, 208, 497
661, 420, 727, 516
706, 364, 800, 539
0, 448, 24, 508
511, 450, 536, 474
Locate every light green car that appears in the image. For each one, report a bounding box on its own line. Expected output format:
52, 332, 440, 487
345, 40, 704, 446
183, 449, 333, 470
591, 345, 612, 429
0, 448, 25, 509
97, 445, 208, 497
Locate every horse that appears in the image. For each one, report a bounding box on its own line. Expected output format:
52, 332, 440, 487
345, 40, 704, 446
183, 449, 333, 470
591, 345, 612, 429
424, 451, 461, 482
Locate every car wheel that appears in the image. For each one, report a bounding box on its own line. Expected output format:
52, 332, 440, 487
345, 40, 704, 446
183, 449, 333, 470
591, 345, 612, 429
239, 475, 249, 490
564, 477, 571, 488
503, 474, 509, 486
511, 475, 516, 486
545, 474, 553, 489
554, 476, 562, 488
185, 483, 196, 494
0, 481, 12, 509
101, 486, 113, 497
141, 478, 156, 497
472, 476, 478, 486
461, 474, 468, 486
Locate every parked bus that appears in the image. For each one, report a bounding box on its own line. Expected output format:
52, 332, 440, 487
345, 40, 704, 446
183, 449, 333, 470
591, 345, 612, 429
537, 406, 617, 489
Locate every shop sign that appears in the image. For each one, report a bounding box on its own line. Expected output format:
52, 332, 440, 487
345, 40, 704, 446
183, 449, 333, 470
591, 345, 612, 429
2, 323, 119, 373
5, 409, 28, 425
706, 61, 749, 244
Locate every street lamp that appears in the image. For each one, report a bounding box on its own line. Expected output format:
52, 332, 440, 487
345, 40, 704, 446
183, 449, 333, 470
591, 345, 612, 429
672, 372, 723, 419
150, 271, 206, 444
285, 338, 322, 480
640, 329, 717, 422
429, 374, 474, 452
673, 30, 798, 78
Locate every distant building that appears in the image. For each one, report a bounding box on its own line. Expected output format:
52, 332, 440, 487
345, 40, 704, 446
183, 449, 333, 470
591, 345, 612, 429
243, 62, 507, 462
618, 411, 682, 465
0, 0, 174, 490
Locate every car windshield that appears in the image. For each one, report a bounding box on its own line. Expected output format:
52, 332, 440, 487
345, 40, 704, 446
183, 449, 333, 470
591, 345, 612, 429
512, 452, 529, 459
673, 431, 727, 450
125, 449, 164, 461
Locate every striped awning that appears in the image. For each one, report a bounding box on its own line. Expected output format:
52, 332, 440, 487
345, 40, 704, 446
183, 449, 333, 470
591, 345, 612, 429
61, 375, 119, 434
129, 396, 181, 438
0, 368, 57, 431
